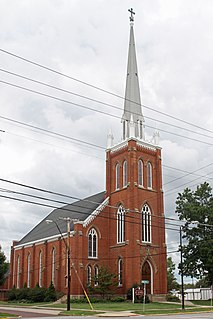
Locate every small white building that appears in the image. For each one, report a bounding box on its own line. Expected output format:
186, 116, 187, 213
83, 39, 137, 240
174, 288, 212, 300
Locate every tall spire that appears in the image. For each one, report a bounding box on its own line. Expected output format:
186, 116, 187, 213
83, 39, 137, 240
122, 8, 144, 140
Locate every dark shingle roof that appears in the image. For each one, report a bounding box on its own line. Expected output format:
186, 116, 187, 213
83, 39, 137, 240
17, 191, 106, 246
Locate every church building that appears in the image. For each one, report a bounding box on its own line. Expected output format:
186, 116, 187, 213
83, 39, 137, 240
9, 10, 167, 300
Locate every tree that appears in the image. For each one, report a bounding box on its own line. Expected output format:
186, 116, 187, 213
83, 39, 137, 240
195, 275, 211, 288
167, 257, 180, 291
176, 182, 213, 286
88, 266, 118, 299
0, 246, 9, 286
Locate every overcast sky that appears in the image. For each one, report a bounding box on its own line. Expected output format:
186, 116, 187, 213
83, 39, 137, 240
1, 0, 213, 282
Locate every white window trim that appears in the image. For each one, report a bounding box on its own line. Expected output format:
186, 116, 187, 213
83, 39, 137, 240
87, 265, 92, 286
39, 251, 42, 287
17, 255, 20, 289
123, 160, 127, 187
88, 228, 98, 258
115, 163, 120, 190
52, 247, 56, 286
147, 162, 153, 189
138, 159, 143, 186
118, 258, 123, 286
27, 253, 31, 288
142, 204, 152, 243
117, 206, 125, 243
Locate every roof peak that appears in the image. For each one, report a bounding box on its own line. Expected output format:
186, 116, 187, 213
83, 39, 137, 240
121, 10, 144, 141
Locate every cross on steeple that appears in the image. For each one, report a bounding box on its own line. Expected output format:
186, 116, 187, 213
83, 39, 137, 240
128, 8, 135, 22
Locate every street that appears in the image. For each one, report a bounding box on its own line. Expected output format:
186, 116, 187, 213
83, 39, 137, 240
0, 306, 212, 319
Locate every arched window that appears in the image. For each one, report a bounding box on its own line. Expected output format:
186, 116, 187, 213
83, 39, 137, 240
27, 253, 31, 288
142, 204, 151, 243
87, 265, 92, 286
118, 258, 123, 286
88, 228, 98, 258
117, 205, 125, 243
17, 255, 20, 288
115, 163, 120, 190
123, 160, 127, 187
39, 251, 42, 287
52, 247, 56, 286
94, 265, 99, 286
138, 160, 143, 186
147, 162, 152, 189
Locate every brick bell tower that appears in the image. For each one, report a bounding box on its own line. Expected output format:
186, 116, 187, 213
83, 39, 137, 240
105, 9, 167, 298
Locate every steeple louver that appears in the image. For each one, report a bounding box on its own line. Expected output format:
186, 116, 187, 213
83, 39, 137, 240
122, 9, 144, 140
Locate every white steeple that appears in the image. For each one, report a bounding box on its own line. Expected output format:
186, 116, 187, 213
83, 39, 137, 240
122, 8, 144, 140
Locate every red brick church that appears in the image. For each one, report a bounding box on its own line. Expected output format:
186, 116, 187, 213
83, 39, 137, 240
9, 10, 167, 299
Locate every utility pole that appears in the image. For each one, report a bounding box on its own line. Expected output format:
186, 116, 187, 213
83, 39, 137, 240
66, 218, 71, 311
46, 218, 78, 312
179, 226, 185, 310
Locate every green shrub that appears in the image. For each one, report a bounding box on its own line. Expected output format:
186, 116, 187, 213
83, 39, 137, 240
166, 293, 180, 302
44, 282, 57, 302
111, 296, 125, 302
7, 287, 17, 301
30, 286, 46, 302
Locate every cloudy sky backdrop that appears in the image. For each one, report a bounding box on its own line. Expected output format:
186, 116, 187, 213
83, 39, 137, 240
1, 0, 213, 281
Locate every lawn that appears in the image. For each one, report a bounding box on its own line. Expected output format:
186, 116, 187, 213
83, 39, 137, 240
0, 313, 17, 318
0, 300, 212, 316
42, 301, 183, 311
192, 300, 213, 306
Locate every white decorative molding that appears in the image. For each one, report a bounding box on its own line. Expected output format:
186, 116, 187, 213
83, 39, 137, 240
83, 197, 109, 227
107, 140, 128, 153
14, 231, 75, 250
137, 139, 161, 151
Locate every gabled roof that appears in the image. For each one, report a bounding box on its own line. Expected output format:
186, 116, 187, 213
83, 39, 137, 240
17, 191, 106, 247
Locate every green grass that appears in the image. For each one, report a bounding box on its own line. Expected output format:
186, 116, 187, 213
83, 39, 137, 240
43, 301, 189, 311
192, 300, 213, 306
0, 313, 18, 318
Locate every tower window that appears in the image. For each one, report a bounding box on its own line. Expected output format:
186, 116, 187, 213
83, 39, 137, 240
142, 204, 151, 243
147, 162, 153, 189
117, 205, 125, 243
88, 228, 98, 258
115, 163, 120, 190
118, 258, 123, 286
138, 160, 143, 186
123, 160, 127, 187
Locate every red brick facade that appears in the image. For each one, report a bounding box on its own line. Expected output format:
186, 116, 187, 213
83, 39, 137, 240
9, 138, 167, 298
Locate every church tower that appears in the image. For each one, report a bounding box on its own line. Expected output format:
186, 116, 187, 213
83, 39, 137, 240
106, 9, 167, 298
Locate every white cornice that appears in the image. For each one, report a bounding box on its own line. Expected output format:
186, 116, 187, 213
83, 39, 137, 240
136, 139, 161, 151
106, 137, 161, 154
14, 231, 75, 250
83, 197, 109, 227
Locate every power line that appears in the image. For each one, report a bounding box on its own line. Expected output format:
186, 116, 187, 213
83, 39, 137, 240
1, 67, 213, 141
1, 48, 213, 135
1, 79, 213, 147
0, 177, 187, 225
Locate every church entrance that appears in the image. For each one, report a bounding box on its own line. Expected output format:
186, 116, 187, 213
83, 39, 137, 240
141, 261, 152, 294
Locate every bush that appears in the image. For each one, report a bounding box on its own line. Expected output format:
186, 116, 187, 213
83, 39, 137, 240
44, 282, 57, 302
28, 286, 46, 302
166, 293, 180, 302
111, 296, 125, 302
7, 283, 58, 303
